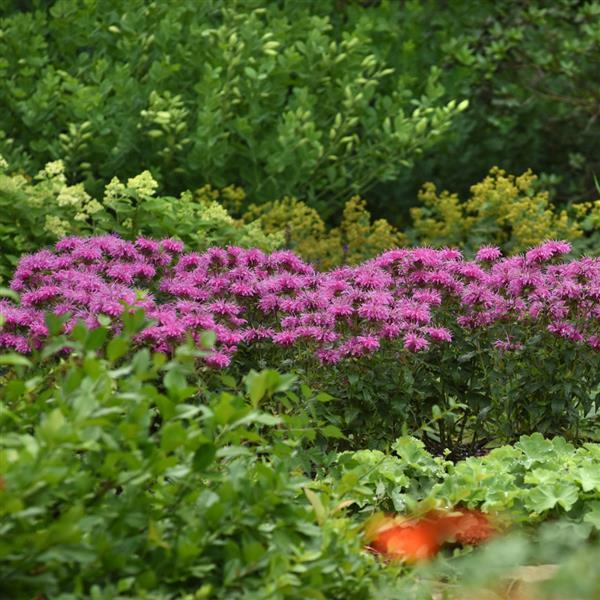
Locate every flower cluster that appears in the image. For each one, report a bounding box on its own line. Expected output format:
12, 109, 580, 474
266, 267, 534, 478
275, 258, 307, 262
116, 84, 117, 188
1, 237, 598, 365
411, 168, 584, 253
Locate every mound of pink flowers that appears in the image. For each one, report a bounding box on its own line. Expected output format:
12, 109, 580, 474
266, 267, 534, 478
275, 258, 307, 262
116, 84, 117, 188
0, 236, 598, 367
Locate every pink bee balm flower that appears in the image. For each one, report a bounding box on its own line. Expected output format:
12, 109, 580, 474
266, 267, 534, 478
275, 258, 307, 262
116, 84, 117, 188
204, 351, 232, 368
404, 333, 430, 352
475, 246, 502, 262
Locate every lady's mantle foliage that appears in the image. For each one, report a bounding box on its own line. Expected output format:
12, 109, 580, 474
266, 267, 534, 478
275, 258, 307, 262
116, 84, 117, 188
0, 236, 598, 365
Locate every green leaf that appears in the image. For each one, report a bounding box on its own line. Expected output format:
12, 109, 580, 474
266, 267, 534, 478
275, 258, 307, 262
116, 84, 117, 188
583, 501, 600, 529
244, 66, 257, 79
575, 465, 600, 493
107, 336, 129, 362
0, 287, 19, 302
193, 443, 217, 471
45, 312, 69, 336
164, 366, 187, 394
316, 392, 334, 403
321, 424, 344, 439
160, 422, 187, 453
242, 539, 266, 564
0, 353, 31, 367
84, 327, 108, 351
525, 482, 579, 513
200, 330, 216, 349
245, 370, 267, 408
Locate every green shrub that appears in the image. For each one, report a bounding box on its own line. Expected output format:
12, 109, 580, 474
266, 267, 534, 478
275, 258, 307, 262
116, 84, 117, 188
1, 316, 599, 597
0, 316, 395, 599
0, 0, 462, 218
344, 0, 600, 214
300, 319, 599, 453
2, 0, 598, 217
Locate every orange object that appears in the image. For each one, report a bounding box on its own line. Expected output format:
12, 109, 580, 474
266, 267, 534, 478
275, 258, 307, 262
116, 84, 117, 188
438, 509, 495, 545
369, 508, 495, 562
370, 515, 442, 562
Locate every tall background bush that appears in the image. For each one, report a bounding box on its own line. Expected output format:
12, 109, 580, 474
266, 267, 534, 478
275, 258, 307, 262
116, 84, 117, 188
1, 0, 598, 222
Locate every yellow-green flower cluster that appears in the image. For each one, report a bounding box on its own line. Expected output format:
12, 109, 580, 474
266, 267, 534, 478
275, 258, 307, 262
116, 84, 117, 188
410, 168, 593, 253
244, 195, 405, 269
192, 185, 284, 251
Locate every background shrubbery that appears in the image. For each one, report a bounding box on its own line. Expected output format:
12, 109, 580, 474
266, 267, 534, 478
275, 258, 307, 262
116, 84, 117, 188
1, 0, 598, 216
0, 0, 461, 217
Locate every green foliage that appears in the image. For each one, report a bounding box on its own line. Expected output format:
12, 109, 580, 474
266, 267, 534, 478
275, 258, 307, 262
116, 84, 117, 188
0, 160, 283, 283
1, 0, 598, 218
319, 435, 600, 529
0, 0, 462, 217
1, 318, 599, 597
303, 315, 599, 452
349, 0, 600, 214
0, 319, 394, 599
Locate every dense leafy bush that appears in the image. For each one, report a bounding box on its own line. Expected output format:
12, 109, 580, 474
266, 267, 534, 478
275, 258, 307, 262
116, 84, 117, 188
1, 321, 599, 597
0, 319, 393, 599
244, 195, 406, 270
342, 0, 600, 212
2, 0, 598, 217
0, 0, 461, 216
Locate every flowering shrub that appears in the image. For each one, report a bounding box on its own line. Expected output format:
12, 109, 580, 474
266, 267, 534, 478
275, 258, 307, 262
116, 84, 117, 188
244, 195, 406, 270
0, 160, 283, 283
410, 168, 600, 255
1, 236, 598, 441
3, 236, 598, 357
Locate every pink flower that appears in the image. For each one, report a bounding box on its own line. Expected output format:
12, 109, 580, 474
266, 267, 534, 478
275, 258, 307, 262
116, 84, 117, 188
494, 338, 524, 352
475, 246, 502, 262
273, 330, 300, 345
404, 333, 430, 352
204, 351, 231, 368
425, 327, 452, 343
525, 240, 572, 263
161, 239, 184, 253
2, 237, 598, 370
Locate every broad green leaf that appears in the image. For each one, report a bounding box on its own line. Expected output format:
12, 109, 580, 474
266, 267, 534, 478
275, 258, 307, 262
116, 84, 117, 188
160, 422, 187, 453
193, 443, 217, 471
